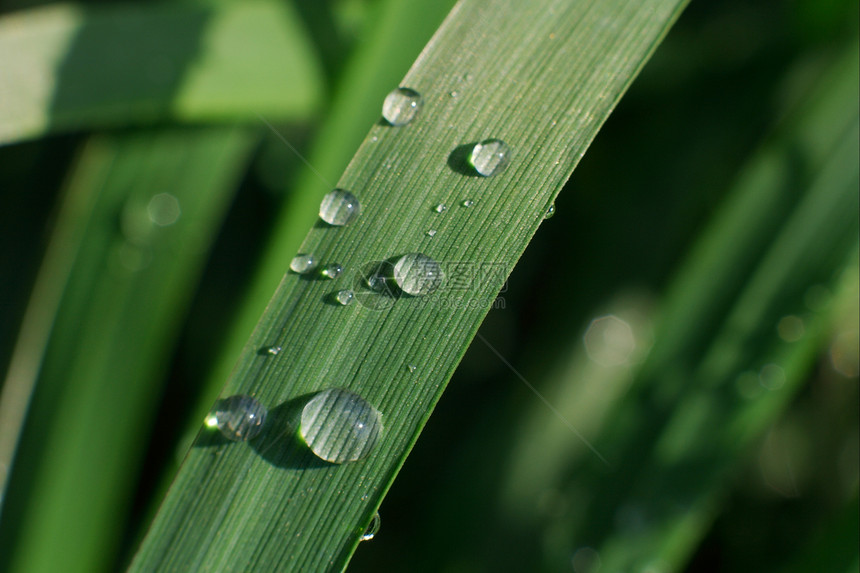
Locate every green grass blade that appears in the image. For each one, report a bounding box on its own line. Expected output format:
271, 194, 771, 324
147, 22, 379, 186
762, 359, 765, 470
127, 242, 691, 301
129, 1, 689, 570
0, 127, 256, 573
0, 1, 323, 145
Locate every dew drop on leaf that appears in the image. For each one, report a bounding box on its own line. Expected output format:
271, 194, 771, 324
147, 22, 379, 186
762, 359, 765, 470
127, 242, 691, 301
319, 189, 361, 226
300, 389, 383, 464
206, 395, 267, 441
393, 253, 444, 296
469, 138, 511, 176
382, 87, 423, 126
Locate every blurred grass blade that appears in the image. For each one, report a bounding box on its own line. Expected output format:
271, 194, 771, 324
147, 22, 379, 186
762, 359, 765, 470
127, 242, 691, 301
0, 128, 256, 573
0, 1, 323, 145
784, 489, 859, 573
500, 40, 860, 571
130, 0, 689, 571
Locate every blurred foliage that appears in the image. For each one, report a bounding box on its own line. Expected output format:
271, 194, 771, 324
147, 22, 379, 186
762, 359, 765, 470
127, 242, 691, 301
0, 0, 857, 571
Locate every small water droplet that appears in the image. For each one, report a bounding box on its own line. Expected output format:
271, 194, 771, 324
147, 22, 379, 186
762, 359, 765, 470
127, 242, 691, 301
544, 203, 556, 219
290, 254, 317, 274
300, 389, 383, 463
434, 203, 448, 213
461, 199, 474, 208
393, 253, 444, 296
382, 87, 423, 126
321, 263, 344, 279
449, 90, 459, 98
265, 346, 282, 355
335, 290, 355, 306
360, 512, 381, 542
425, 229, 437, 238
407, 364, 417, 373
205, 395, 267, 441
469, 138, 511, 176
366, 275, 388, 292
319, 189, 360, 226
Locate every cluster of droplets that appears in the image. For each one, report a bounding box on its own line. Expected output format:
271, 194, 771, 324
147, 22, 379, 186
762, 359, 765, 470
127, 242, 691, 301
274, 85, 530, 470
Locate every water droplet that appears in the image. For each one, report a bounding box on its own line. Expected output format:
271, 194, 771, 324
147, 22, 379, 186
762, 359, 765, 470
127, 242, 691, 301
366, 274, 388, 292
321, 263, 344, 279
147, 193, 181, 226
360, 512, 381, 542
461, 199, 474, 208
319, 189, 361, 226
449, 90, 459, 98
407, 364, 417, 373
265, 346, 282, 356
205, 395, 267, 441
300, 389, 383, 464
393, 253, 444, 296
469, 138, 511, 176
290, 254, 317, 274
382, 87, 423, 126
544, 203, 556, 219
335, 290, 355, 306
434, 203, 448, 213
425, 229, 437, 238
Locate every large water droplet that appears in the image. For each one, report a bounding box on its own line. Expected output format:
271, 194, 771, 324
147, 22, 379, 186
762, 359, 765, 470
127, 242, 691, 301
290, 254, 317, 274
300, 389, 382, 463
360, 512, 381, 542
393, 253, 444, 296
206, 395, 267, 441
321, 263, 344, 279
544, 203, 556, 219
469, 138, 511, 176
434, 203, 448, 213
382, 87, 423, 126
335, 289, 355, 306
425, 229, 437, 238
320, 189, 360, 226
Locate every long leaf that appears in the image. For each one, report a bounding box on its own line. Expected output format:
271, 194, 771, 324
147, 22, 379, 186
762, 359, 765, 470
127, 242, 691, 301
130, 0, 689, 570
